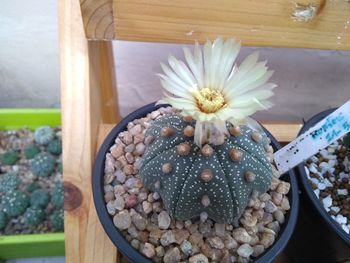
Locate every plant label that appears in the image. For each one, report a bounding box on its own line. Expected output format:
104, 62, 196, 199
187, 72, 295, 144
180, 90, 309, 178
274, 100, 350, 174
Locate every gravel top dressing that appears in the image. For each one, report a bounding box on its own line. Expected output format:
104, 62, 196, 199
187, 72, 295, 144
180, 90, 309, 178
0, 127, 63, 235
305, 138, 350, 235
103, 107, 291, 263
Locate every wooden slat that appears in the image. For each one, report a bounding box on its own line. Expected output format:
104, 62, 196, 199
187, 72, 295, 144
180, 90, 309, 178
80, 0, 350, 50
113, 0, 350, 50
59, 0, 118, 262
80, 0, 115, 40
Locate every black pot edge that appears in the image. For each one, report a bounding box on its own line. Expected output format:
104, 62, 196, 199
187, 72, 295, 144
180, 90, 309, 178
93, 102, 300, 263
296, 108, 350, 246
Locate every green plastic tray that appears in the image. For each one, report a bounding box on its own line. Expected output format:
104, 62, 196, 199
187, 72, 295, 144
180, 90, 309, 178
0, 108, 65, 260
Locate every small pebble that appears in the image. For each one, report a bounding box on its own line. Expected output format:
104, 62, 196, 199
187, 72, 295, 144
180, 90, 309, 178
189, 253, 209, 263
163, 247, 181, 263
253, 244, 265, 257
158, 211, 171, 230
237, 243, 254, 258
207, 237, 225, 249
160, 230, 176, 246
180, 240, 192, 255
132, 213, 148, 231
142, 243, 155, 258
113, 210, 131, 230
142, 201, 153, 214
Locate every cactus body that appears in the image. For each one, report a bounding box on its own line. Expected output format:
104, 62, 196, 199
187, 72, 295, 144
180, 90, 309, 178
0, 172, 20, 193
30, 152, 56, 177
24, 144, 41, 159
52, 183, 64, 208
2, 190, 29, 217
51, 209, 64, 231
140, 114, 272, 223
24, 207, 45, 226
30, 189, 50, 208
0, 150, 19, 165
26, 182, 40, 193
47, 139, 62, 155
34, 126, 54, 145
0, 211, 8, 230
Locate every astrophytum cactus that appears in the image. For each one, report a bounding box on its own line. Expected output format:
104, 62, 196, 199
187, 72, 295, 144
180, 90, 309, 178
140, 115, 272, 223
140, 37, 275, 223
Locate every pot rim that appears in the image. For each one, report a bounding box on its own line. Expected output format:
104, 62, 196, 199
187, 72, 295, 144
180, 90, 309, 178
93, 102, 300, 263
297, 108, 350, 246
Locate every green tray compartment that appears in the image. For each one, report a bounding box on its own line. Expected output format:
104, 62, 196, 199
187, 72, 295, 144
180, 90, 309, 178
0, 108, 65, 260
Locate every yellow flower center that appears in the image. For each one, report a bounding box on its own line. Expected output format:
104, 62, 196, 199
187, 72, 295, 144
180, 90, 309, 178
194, 88, 225, 113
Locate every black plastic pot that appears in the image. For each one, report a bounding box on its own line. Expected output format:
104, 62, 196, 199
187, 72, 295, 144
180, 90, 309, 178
286, 109, 350, 263
93, 103, 300, 263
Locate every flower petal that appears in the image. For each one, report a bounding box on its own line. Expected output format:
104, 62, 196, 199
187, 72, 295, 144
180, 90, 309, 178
168, 56, 197, 86
183, 43, 204, 88
159, 74, 195, 101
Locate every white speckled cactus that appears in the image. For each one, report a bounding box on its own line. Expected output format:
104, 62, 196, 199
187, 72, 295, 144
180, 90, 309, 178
140, 115, 272, 223
140, 37, 276, 223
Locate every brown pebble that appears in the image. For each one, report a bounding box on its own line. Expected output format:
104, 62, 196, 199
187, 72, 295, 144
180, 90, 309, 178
201, 169, 214, 182
161, 127, 173, 137
201, 144, 213, 157
201, 195, 210, 207
251, 132, 262, 143
184, 126, 195, 137
104, 191, 115, 202
177, 143, 191, 156
124, 194, 138, 209
229, 126, 241, 137
162, 163, 173, 174
229, 149, 242, 162
245, 171, 256, 183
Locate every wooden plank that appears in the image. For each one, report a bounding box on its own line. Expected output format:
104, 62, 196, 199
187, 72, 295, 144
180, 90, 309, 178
80, 0, 115, 40
112, 0, 350, 50
59, 0, 118, 262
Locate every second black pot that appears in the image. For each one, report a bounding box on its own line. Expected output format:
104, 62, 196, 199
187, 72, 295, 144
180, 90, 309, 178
286, 108, 350, 263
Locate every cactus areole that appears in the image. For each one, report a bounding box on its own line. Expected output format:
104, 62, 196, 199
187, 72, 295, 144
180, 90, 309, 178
140, 37, 276, 224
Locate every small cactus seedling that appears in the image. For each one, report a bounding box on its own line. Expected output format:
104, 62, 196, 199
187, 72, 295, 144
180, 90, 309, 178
51, 183, 64, 208
26, 182, 40, 193
0, 211, 8, 230
47, 139, 62, 155
30, 152, 56, 177
30, 189, 50, 208
24, 207, 45, 226
50, 209, 64, 231
34, 126, 54, 145
139, 38, 275, 224
57, 161, 63, 174
0, 172, 20, 193
1, 190, 29, 217
0, 150, 19, 165
24, 144, 41, 159
343, 133, 350, 148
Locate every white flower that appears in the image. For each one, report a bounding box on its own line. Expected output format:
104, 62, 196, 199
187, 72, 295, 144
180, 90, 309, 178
158, 37, 276, 146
